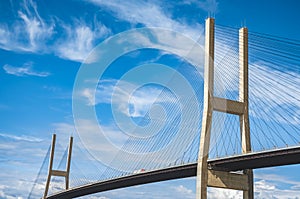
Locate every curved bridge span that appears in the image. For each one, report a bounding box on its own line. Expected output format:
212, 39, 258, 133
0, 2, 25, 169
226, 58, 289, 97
42, 17, 300, 199
47, 146, 300, 199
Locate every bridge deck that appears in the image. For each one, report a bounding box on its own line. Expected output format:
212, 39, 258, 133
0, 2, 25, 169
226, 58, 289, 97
209, 145, 300, 171
47, 146, 300, 199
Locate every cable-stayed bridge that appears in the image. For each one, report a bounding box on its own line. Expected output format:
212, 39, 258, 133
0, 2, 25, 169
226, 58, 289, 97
30, 18, 300, 199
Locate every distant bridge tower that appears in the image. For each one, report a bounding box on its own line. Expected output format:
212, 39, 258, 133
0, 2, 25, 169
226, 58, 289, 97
43, 134, 73, 199
196, 18, 253, 199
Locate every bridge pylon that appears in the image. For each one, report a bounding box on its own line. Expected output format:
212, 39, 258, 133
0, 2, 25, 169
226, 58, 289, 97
43, 134, 73, 199
196, 18, 253, 199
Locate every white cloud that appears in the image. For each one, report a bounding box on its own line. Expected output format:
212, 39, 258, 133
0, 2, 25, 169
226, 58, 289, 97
0, 0, 111, 63
0, 0, 54, 52
88, 196, 110, 199
0, 133, 49, 199
0, 184, 24, 199
255, 172, 300, 191
84, 180, 196, 199
255, 180, 276, 191
175, 185, 193, 195
51, 122, 76, 145
0, 132, 43, 142
206, 173, 300, 199
0, 26, 10, 49
0, 0, 206, 64
18, 10, 54, 51
80, 79, 177, 117
182, 0, 219, 14
208, 187, 242, 199
3, 62, 50, 77
88, 0, 204, 41
56, 21, 110, 62
81, 88, 97, 106
51, 121, 129, 158
254, 180, 300, 199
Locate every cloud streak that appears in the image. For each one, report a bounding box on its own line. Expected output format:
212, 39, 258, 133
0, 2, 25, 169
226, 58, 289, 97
56, 21, 111, 62
0, 0, 111, 63
88, 0, 204, 40
182, 0, 219, 14
0, 0, 54, 53
80, 79, 177, 117
0, 131, 49, 199
3, 62, 50, 77
0, 132, 43, 142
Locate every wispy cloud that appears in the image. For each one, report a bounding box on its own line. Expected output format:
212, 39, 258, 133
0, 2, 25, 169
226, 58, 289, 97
0, 131, 52, 198
88, 196, 110, 199
207, 187, 242, 198
255, 172, 300, 191
84, 180, 196, 199
0, 0, 111, 63
0, 178, 47, 199
173, 185, 194, 198
3, 62, 50, 77
0, 0, 206, 63
209, 172, 300, 199
56, 21, 111, 62
80, 79, 176, 117
0, 0, 54, 52
182, 0, 219, 14
254, 179, 300, 199
17, 10, 54, 51
88, 0, 204, 40
53, 121, 128, 152
0, 133, 43, 142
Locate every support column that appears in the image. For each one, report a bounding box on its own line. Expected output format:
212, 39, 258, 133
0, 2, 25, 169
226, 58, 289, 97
196, 17, 215, 199
43, 134, 73, 199
44, 134, 56, 198
196, 19, 253, 199
66, 136, 73, 190
239, 27, 254, 199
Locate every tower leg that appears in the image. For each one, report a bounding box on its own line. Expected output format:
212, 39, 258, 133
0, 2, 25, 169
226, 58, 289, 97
239, 27, 253, 199
243, 169, 253, 199
43, 134, 56, 199
196, 110, 213, 199
196, 17, 215, 199
66, 136, 73, 190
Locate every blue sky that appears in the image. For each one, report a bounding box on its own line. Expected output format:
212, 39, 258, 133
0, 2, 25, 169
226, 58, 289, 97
1, 0, 300, 198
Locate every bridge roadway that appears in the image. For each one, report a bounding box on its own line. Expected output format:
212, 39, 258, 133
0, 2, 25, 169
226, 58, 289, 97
47, 146, 300, 199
